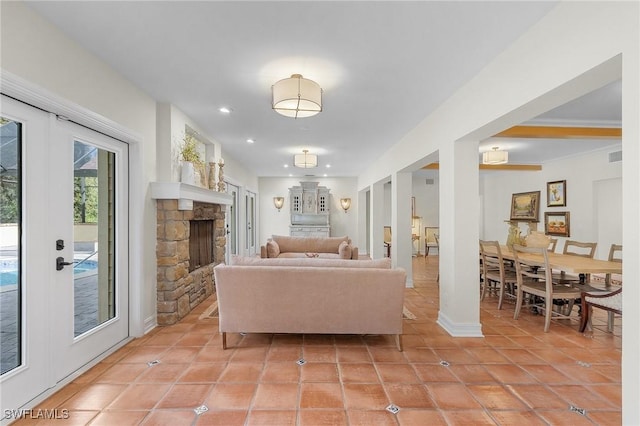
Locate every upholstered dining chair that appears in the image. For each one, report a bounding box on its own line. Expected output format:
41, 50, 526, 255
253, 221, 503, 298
479, 240, 518, 309
579, 287, 622, 333
512, 244, 582, 332
581, 243, 623, 330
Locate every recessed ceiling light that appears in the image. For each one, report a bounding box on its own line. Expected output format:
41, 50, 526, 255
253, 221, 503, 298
246, 139, 255, 144
284, 164, 289, 168
323, 173, 328, 177
219, 107, 232, 114
288, 173, 293, 177
325, 164, 331, 168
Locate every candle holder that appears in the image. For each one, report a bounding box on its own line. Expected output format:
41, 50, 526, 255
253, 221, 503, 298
217, 159, 226, 192
208, 161, 216, 190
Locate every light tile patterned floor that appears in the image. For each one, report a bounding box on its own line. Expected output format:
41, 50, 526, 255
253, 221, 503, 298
13, 256, 621, 425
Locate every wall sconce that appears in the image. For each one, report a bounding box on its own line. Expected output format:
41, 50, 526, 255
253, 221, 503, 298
340, 198, 351, 213
273, 196, 285, 212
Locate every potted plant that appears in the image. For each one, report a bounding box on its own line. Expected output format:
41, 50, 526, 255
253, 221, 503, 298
179, 133, 205, 186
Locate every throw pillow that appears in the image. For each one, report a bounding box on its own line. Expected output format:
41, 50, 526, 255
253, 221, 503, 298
266, 240, 280, 258
339, 241, 352, 259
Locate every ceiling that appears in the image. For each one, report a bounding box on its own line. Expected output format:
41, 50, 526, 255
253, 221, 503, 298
25, 1, 621, 178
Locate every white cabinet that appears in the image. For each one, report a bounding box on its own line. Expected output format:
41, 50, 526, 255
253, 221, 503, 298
289, 182, 331, 237
289, 226, 330, 238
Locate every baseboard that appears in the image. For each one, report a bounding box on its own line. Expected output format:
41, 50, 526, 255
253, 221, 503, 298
437, 311, 484, 337
144, 315, 157, 335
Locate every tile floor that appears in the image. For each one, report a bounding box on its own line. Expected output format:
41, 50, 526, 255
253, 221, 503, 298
14, 256, 621, 425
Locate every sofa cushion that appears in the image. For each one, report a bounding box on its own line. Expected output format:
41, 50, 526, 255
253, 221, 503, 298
266, 239, 280, 258
339, 241, 352, 259
230, 255, 391, 269
271, 235, 349, 254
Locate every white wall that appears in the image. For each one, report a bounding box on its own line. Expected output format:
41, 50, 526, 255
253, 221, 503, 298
480, 145, 622, 259
1, 2, 158, 332
0, 2, 260, 333
258, 177, 358, 247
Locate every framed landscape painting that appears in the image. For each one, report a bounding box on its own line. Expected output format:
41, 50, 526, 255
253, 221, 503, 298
547, 180, 566, 207
510, 191, 541, 222
545, 211, 570, 237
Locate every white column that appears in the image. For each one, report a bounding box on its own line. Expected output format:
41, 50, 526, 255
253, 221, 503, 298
391, 172, 413, 287
437, 140, 482, 336
370, 181, 385, 259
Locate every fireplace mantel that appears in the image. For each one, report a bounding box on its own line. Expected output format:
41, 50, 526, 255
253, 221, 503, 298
150, 182, 233, 210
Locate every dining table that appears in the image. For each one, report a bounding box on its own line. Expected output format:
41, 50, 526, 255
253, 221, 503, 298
489, 245, 622, 281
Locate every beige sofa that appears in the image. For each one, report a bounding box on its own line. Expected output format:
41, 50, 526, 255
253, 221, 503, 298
260, 235, 359, 260
214, 257, 406, 350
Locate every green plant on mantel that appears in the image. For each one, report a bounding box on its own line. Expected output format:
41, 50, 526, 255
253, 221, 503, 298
180, 133, 204, 168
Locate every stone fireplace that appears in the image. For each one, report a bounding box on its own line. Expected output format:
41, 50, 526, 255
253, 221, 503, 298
156, 199, 227, 325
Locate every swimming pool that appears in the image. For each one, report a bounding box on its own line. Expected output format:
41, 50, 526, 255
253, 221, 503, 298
0, 259, 99, 287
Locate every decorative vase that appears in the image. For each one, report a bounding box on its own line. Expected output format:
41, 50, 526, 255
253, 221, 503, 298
525, 230, 551, 248
180, 161, 195, 185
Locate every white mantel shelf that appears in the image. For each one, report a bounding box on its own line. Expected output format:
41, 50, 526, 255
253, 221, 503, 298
150, 182, 233, 210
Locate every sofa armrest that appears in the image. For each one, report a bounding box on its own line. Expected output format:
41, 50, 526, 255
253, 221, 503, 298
351, 246, 359, 259
260, 245, 268, 258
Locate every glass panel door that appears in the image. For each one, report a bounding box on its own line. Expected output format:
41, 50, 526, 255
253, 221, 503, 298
72, 141, 116, 337
0, 117, 22, 375
0, 95, 129, 415
52, 119, 129, 382
246, 191, 256, 256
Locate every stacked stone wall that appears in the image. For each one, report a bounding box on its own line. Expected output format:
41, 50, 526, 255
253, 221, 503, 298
156, 200, 226, 325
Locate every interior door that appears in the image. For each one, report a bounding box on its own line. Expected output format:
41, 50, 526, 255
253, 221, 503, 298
0, 95, 129, 415
246, 191, 256, 256
225, 183, 239, 263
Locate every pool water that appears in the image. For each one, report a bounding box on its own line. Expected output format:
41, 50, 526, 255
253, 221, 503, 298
0, 259, 98, 287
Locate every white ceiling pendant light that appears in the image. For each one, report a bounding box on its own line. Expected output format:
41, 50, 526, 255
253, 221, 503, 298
294, 149, 318, 168
482, 147, 509, 165
272, 74, 322, 118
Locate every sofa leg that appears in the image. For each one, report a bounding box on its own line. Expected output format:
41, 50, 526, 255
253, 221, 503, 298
395, 334, 403, 352
222, 332, 227, 350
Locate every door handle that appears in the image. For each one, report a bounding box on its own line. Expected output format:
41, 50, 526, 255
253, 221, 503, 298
56, 257, 76, 271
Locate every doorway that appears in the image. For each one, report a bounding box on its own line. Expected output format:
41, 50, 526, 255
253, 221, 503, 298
0, 95, 130, 414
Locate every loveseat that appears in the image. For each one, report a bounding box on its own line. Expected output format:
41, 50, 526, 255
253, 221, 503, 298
214, 256, 406, 350
260, 235, 359, 259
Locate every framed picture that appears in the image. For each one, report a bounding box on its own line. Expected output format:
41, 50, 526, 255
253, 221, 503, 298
545, 211, 570, 237
547, 180, 566, 207
510, 191, 541, 222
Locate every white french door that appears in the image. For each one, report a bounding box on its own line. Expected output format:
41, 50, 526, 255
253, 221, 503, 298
0, 96, 129, 416
246, 191, 257, 256
225, 182, 239, 263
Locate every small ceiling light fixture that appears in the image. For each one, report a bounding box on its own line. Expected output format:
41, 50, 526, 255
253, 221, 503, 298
272, 74, 322, 118
218, 107, 232, 114
246, 139, 255, 144
340, 198, 352, 213
273, 197, 285, 211
294, 149, 318, 168
482, 147, 509, 165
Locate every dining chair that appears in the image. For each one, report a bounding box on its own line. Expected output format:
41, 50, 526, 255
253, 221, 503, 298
582, 243, 623, 330
424, 227, 439, 256
556, 240, 598, 283
512, 244, 582, 332
383, 226, 392, 258
434, 233, 440, 282
579, 287, 622, 333
479, 240, 518, 309
548, 238, 558, 252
